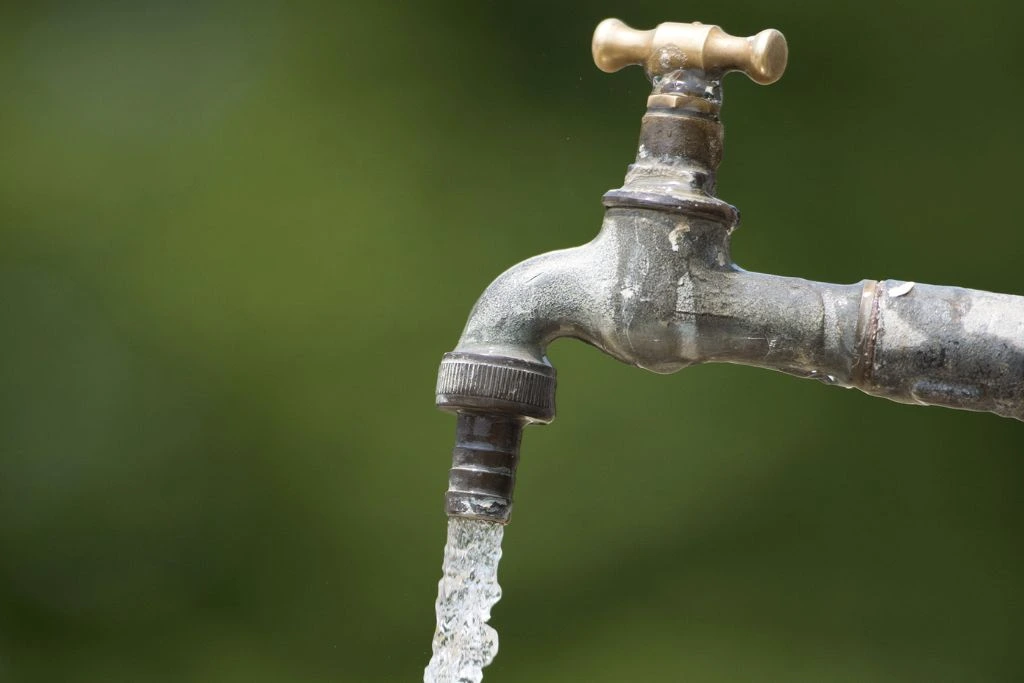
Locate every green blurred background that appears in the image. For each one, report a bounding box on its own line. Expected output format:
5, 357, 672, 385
2, 0, 1023, 681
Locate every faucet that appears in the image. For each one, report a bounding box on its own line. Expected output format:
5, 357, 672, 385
435, 18, 1024, 525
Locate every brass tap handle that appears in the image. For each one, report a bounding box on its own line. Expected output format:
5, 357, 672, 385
592, 18, 788, 85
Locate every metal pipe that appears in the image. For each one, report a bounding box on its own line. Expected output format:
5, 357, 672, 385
435, 19, 1024, 523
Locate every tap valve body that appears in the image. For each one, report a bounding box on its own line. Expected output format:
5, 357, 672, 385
434, 18, 1024, 525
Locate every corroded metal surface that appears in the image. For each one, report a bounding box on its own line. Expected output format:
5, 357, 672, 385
858, 282, 1024, 419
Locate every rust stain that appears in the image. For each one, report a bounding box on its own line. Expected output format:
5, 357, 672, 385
852, 279, 881, 387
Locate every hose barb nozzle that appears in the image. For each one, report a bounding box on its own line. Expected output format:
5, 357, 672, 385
445, 413, 524, 524
436, 352, 557, 524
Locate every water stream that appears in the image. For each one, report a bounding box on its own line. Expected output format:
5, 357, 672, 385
424, 517, 505, 683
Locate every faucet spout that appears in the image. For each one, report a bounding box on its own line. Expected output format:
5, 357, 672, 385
452, 244, 602, 367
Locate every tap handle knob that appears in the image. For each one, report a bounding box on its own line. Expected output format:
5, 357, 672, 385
592, 18, 788, 85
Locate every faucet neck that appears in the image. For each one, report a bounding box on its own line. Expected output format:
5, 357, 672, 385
602, 70, 737, 228
639, 70, 723, 172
